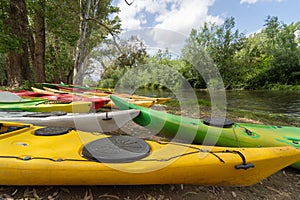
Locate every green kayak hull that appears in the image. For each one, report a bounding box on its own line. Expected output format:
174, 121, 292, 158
111, 95, 300, 169
0, 98, 47, 110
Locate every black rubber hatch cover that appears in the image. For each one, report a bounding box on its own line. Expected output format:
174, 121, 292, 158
82, 136, 150, 163
34, 127, 71, 136
203, 117, 234, 128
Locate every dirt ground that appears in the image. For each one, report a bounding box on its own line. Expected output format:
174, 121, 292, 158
0, 105, 299, 200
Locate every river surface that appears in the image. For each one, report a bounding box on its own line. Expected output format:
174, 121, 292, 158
134, 89, 300, 122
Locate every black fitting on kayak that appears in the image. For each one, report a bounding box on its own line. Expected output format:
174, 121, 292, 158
235, 163, 255, 170
224, 150, 255, 170
37, 100, 71, 104
102, 112, 112, 120
245, 129, 254, 136
22, 156, 31, 161
203, 118, 234, 128
82, 136, 150, 163
34, 127, 73, 136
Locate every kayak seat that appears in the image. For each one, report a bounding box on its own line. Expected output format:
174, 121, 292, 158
82, 136, 150, 163
0, 126, 19, 134
34, 127, 72, 136
203, 118, 234, 128
0, 125, 30, 135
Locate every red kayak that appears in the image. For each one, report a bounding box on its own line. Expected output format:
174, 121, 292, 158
9, 90, 110, 111
10, 90, 60, 100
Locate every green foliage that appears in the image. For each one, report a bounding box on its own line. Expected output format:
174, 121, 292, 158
45, 0, 80, 46
180, 16, 300, 90
45, 38, 74, 83
182, 17, 246, 89
97, 36, 148, 88
0, 0, 299, 91
0, 1, 22, 53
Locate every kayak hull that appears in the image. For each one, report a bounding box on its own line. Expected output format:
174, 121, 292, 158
30, 87, 110, 110
0, 101, 92, 113
111, 95, 300, 169
0, 109, 140, 132
0, 121, 299, 186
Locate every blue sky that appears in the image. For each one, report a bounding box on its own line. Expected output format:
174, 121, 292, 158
110, 0, 300, 55
113, 0, 300, 36
210, 0, 300, 34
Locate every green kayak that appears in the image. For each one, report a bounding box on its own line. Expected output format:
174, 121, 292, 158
111, 95, 300, 169
0, 96, 91, 113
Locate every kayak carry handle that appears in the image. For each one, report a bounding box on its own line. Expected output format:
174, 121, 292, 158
224, 150, 255, 170
102, 112, 112, 120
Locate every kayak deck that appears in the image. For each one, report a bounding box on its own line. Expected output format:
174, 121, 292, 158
110, 95, 300, 169
0, 121, 299, 186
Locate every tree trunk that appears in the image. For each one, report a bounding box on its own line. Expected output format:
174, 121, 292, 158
5, 0, 31, 87
73, 0, 91, 85
33, 0, 46, 83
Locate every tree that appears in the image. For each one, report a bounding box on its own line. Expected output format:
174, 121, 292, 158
4, 0, 32, 87
73, 0, 120, 85
262, 16, 300, 85
96, 36, 148, 88
182, 17, 246, 89
45, 0, 80, 83
31, 0, 46, 83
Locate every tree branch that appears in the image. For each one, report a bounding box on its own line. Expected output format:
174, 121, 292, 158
124, 0, 134, 6
86, 17, 121, 52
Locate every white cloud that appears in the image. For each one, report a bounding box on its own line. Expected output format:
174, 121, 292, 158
240, 0, 258, 4
240, 0, 285, 4
116, 0, 221, 36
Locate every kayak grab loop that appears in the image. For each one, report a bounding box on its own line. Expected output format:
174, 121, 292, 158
203, 118, 234, 128
225, 150, 255, 170
102, 112, 112, 120
205, 149, 254, 169
234, 124, 257, 137
23, 111, 67, 117
81, 136, 150, 163
34, 127, 73, 136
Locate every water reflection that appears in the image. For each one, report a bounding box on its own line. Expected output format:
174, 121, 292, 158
135, 89, 300, 120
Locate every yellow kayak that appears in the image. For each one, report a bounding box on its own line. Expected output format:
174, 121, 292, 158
117, 94, 171, 104
20, 101, 92, 113
103, 99, 155, 108
82, 91, 170, 104
41, 87, 109, 98
0, 121, 299, 186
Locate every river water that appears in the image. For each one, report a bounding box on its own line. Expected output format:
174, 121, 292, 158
134, 89, 300, 122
